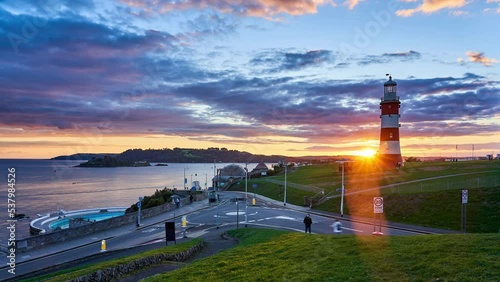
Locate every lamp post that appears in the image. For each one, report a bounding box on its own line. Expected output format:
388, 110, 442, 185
137, 196, 143, 227
245, 163, 248, 227
236, 200, 239, 229
284, 161, 287, 206
336, 161, 347, 217
183, 167, 189, 190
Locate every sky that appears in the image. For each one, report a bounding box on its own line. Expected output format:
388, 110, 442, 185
0, 0, 499, 159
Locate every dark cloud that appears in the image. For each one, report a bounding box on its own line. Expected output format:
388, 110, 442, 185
250, 49, 333, 72
359, 50, 421, 66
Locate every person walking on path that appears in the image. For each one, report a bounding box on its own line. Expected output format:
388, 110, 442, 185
189, 194, 194, 204
303, 213, 312, 233
332, 219, 342, 234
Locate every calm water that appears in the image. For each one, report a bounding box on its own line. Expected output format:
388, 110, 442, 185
0, 159, 265, 238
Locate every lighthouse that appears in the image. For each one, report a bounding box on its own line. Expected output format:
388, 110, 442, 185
378, 75, 402, 168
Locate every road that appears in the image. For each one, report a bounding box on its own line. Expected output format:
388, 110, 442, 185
1, 191, 429, 281
188, 192, 417, 236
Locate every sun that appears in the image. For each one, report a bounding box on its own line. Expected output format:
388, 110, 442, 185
356, 148, 377, 158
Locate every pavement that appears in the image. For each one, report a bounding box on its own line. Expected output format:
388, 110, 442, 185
2, 191, 460, 281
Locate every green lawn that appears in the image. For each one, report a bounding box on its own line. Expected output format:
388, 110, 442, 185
145, 228, 500, 282
230, 161, 500, 232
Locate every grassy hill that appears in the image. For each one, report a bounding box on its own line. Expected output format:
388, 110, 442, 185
145, 228, 500, 282
230, 160, 500, 232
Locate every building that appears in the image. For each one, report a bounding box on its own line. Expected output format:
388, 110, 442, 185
250, 162, 269, 176
212, 164, 246, 189
378, 75, 403, 168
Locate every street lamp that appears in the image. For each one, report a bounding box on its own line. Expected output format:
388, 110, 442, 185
245, 163, 248, 227
137, 196, 143, 227
183, 167, 189, 190
284, 161, 287, 206
336, 161, 349, 217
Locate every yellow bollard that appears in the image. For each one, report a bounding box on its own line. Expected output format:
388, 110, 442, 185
182, 216, 187, 227
252, 198, 256, 205
101, 239, 107, 252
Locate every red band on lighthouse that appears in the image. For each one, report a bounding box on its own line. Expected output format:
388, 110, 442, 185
378, 76, 402, 168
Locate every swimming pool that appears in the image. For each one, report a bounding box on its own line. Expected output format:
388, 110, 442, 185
49, 211, 125, 230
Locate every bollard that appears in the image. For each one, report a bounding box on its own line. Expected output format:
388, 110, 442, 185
182, 216, 187, 238
252, 198, 256, 205
101, 239, 107, 252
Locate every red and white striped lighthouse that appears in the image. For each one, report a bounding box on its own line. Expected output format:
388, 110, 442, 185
378, 75, 402, 168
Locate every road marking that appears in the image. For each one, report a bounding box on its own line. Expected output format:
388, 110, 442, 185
226, 211, 246, 215
274, 216, 298, 221
142, 228, 157, 233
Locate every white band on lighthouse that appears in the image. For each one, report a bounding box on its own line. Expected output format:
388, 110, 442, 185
380, 115, 400, 128
379, 141, 401, 154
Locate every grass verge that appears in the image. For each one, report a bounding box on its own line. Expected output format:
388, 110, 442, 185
24, 238, 202, 282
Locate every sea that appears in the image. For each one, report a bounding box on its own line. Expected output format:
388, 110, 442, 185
0, 159, 266, 239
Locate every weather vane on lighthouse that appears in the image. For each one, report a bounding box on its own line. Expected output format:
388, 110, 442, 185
378, 74, 403, 168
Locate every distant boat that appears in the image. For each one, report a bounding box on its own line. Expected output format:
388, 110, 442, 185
155, 163, 169, 166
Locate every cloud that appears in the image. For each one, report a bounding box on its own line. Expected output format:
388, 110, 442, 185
396, 0, 469, 17
250, 49, 334, 72
466, 51, 499, 66
449, 10, 468, 16
121, 0, 334, 20
343, 0, 362, 10
0, 5, 498, 152
182, 13, 239, 40
358, 50, 421, 65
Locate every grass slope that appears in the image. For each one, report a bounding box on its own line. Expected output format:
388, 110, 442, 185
145, 228, 500, 282
231, 161, 500, 232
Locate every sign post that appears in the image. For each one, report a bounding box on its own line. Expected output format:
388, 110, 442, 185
373, 197, 384, 236
461, 190, 468, 232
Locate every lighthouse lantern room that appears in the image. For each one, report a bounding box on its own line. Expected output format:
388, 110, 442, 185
378, 75, 403, 168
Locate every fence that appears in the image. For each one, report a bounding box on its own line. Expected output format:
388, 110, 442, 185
383, 174, 500, 195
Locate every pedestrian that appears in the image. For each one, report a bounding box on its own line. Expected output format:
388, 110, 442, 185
189, 194, 193, 203
175, 197, 180, 208
332, 219, 342, 234
303, 213, 312, 233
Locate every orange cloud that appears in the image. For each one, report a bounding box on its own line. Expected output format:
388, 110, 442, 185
466, 51, 499, 66
396, 0, 468, 17
122, 0, 334, 19
343, 0, 362, 10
